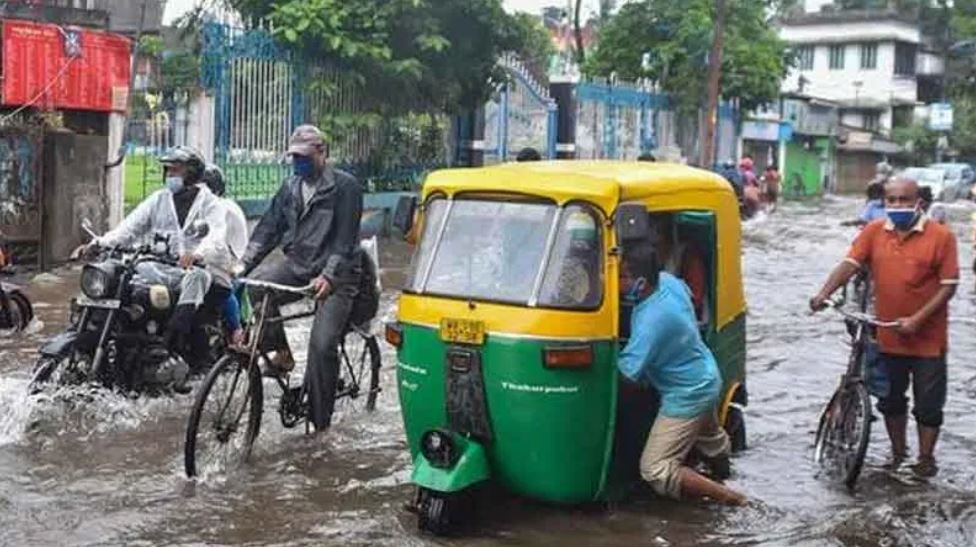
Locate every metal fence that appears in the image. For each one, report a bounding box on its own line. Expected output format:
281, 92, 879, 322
200, 20, 450, 213
575, 80, 670, 160
483, 54, 557, 163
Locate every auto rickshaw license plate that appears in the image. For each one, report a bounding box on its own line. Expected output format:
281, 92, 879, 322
440, 318, 485, 345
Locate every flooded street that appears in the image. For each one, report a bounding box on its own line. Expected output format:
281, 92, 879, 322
2, 197, 976, 546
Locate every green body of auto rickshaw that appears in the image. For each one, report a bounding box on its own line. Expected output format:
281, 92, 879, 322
385, 160, 748, 534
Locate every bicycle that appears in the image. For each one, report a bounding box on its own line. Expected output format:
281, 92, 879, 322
813, 289, 897, 489
183, 278, 382, 478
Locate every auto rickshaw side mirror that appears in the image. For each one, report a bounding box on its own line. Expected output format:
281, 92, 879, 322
393, 195, 418, 238
615, 204, 651, 243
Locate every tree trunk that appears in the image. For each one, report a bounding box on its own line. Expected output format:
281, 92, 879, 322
574, 0, 586, 66
701, 0, 726, 168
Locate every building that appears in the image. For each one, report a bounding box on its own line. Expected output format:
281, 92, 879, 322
779, 5, 943, 137
0, 0, 164, 34
777, 2, 944, 191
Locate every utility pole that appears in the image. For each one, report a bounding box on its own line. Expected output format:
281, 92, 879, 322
701, 0, 726, 168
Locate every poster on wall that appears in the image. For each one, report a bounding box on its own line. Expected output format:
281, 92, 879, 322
2, 19, 131, 112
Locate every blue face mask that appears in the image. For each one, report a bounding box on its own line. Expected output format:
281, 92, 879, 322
293, 155, 316, 179
886, 206, 919, 230
622, 277, 647, 305
165, 176, 184, 194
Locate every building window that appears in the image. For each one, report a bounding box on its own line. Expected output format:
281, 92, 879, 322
796, 45, 815, 70
864, 112, 881, 132
829, 45, 845, 70
860, 43, 877, 70
894, 42, 917, 75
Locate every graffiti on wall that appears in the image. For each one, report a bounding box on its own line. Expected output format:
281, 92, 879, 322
0, 131, 41, 239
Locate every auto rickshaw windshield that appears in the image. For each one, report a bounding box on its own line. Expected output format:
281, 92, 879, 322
405, 197, 603, 309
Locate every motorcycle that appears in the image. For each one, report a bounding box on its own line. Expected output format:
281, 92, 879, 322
29, 220, 226, 395
0, 234, 33, 332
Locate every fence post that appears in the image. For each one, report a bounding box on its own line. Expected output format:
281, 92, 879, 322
550, 79, 577, 159
499, 83, 509, 161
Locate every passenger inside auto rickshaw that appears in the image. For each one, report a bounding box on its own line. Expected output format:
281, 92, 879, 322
650, 214, 708, 324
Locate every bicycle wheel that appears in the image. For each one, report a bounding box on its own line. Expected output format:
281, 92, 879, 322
814, 382, 871, 489
336, 331, 382, 413
184, 353, 263, 478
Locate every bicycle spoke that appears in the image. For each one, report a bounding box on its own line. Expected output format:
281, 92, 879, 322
196, 363, 254, 476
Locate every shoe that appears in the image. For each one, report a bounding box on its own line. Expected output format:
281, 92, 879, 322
262, 350, 295, 378
910, 457, 938, 478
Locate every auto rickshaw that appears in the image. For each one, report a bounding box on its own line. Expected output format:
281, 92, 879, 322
386, 160, 748, 534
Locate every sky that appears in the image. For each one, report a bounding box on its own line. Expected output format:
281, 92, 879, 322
163, 0, 602, 25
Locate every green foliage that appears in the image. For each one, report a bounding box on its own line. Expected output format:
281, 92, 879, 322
231, 0, 529, 113
139, 35, 164, 57
159, 52, 200, 96
509, 12, 556, 83
893, 123, 940, 164
585, 0, 791, 112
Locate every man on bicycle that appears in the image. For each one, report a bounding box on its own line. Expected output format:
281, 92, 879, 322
242, 124, 363, 432
810, 176, 959, 477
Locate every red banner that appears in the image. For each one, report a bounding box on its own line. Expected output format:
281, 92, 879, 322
2, 19, 131, 112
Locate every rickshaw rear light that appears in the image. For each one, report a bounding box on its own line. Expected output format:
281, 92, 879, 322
385, 322, 403, 347
543, 345, 593, 369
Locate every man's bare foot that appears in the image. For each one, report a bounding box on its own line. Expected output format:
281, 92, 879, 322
263, 349, 295, 377
883, 450, 908, 471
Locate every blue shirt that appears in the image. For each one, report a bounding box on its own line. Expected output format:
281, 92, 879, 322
860, 200, 886, 223
618, 272, 722, 418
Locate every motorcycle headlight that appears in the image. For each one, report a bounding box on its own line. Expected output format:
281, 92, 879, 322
81, 264, 117, 299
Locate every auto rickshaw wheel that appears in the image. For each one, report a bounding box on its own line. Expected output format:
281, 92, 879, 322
724, 405, 747, 453
416, 486, 471, 536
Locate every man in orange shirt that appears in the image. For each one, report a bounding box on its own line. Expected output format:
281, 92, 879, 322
810, 177, 959, 477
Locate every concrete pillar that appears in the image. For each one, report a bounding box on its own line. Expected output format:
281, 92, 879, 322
454, 107, 485, 167
549, 79, 577, 159
187, 92, 216, 162
106, 112, 126, 227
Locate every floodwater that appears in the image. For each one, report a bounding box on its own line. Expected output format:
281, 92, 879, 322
2, 198, 976, 546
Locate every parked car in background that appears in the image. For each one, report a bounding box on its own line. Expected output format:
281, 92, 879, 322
927, 162, 975, 201
902, 167, 949, 200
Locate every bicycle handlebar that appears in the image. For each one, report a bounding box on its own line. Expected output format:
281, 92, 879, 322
237, 278, 316, 296
826, 300, 899, 328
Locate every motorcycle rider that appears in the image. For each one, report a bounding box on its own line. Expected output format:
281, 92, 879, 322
201, 163, 249, 345
241, 124, 363, 432
80, 146, 230, 352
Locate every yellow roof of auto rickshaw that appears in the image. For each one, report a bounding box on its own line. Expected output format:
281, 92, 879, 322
422, 160, 734, 213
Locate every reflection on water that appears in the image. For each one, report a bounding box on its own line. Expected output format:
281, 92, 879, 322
1, 198, 976, 545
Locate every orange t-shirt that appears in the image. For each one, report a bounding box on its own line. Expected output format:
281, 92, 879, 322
847, 218, 959, 357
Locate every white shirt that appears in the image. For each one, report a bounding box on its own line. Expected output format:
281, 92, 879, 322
98, 185, 231, 279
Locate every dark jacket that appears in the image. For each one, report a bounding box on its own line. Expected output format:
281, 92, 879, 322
243, 166, 363, 283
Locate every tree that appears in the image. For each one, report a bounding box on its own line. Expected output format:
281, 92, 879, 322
585, 0, 791, 112
230, 0, 530, 113
574, 0, 586, 65
510, 12, 557, 82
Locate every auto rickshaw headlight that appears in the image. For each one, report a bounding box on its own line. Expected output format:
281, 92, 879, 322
543, 344, 594, 369
420, 429, 457, 469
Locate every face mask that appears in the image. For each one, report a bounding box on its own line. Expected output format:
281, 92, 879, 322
166, 176, 184, 194
886, 206, 919, 230
623, 277, 647, 305
293, 155, 316, 179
